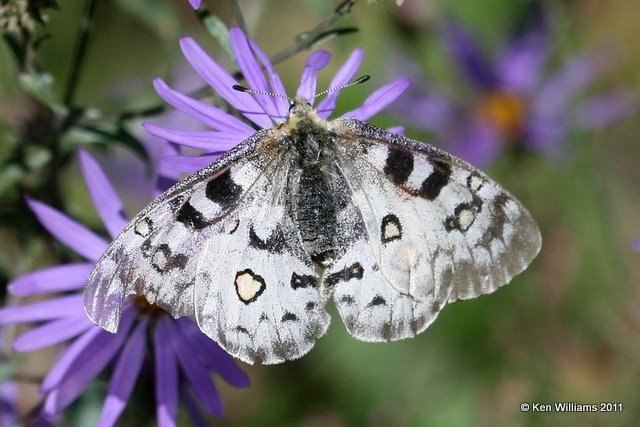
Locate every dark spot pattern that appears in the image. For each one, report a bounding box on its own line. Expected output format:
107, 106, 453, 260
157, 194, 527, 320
206, 169, 242, 206
419, 159, 452, 200
234, 269, 266, 304
466, 172, 485, 192
282, 312, 298, 322
236, 325, 249, 334
134, 217, 153, 237
479, 193, 510, 245
381, 214, 403, 244
176, 201, 209, 230
340, 295, 355, 305
151, 244, 188, 273
384, 147, 414, 185
325, 262, 364, 287
249, 226, 287, 253
368, 295, 387, 307
311, 250, 336, 267
291, 272, 317, 290
445, 202, 478, 232
305, 301, 317, 311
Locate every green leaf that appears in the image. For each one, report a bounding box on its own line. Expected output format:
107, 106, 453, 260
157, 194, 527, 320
19, 71, 67, 115
196, 9, 232, 57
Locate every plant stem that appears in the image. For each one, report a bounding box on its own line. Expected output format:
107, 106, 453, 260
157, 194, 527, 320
63, 0, 99, 108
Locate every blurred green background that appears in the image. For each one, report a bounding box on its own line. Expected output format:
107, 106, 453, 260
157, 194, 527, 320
2, 0, 640, 426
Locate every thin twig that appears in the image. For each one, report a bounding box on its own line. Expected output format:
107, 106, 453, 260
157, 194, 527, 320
269, 0, 358, 65
116, 0, 359, 122
63, 0, 99, 108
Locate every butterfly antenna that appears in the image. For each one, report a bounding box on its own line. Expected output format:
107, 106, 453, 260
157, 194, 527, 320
312, 75, 370, 101
232, 85, 295, 104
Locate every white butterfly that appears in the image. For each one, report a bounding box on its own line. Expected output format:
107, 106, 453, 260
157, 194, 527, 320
84, 97, 541, 365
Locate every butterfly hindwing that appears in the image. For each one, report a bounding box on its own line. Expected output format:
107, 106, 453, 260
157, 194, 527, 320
323, 119, 541, 342
194, 162, 330, 364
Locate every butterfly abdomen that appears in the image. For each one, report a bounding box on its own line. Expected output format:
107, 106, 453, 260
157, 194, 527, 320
290, 118, 343, 267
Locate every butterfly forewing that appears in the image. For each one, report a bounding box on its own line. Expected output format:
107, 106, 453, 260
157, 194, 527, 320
322, 119, 541, 341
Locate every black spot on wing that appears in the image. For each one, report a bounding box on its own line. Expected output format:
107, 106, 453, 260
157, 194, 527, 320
325, 262, 364, 288
381, 214, 402, 244
176, 201, 209, 230
206, 169, 242, 206
234, 269, 266, 305
282, 312, 298, 322
151, 244, 188, 273
419, 159, 452, 200
291, 272, 317, 289
384, 147, 414, 185
367, 295, 387, 307
134, 217, 153, 237
249, 226, 287, 253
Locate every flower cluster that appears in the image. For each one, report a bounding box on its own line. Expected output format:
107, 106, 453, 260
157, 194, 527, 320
1, 26, 409, 425
144, 27, 410, 160
0, 150, 250, 426
393, 19, 635, 167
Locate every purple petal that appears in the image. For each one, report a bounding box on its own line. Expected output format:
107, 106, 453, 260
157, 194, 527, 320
8, 263, 93, 296
0, 295, 85, 324
143, 122, 247, 151
574, 89, 637, 130
523, 115, 566, 155
341, 78, 411, 120
246, 36, 289, 117
533, 52, 604, 119
316, 48, 365, 118
633, 239, 640, 251
390, 89, 456, 132
14, 315, 94, 352
159, 154, 219, 175
152, 78, 255, 135
386, 126, 405, 135
230, 28, 280, 119
78, 150, 128, 239
296, 50, 332, 102
42, 306, 135, 394
26, 198, 108, 262
178, 318, 250, 388
166, 319, 223, 417
155, 317, 178, 427
443, 22, 499, 90
97, 320, 147, 427
497, 32, 547, 93
446, 120, 503, 168
182, 391, 210, 427
188, 0, 201, 9
179, 37, 273, 129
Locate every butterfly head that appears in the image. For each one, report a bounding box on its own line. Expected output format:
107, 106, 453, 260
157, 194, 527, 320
284, 98, 326, 131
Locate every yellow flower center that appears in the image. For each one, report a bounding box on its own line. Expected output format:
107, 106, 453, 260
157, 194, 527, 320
479, 91, 525, 137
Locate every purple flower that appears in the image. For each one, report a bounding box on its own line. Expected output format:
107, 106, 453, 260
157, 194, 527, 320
634, 240, 640, 251
393, 19, 636, 167
188, 0, 201, 9
0, 151, 249, 426
143, 27, 410, 163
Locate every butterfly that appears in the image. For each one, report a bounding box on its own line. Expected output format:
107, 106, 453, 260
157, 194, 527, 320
84, 88, 541, 365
